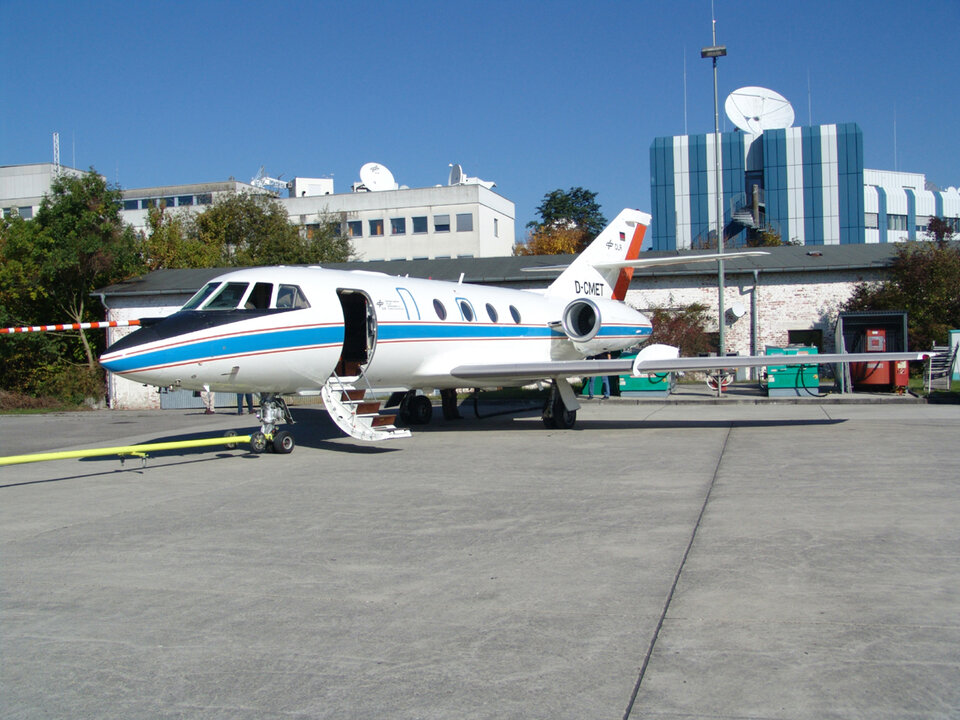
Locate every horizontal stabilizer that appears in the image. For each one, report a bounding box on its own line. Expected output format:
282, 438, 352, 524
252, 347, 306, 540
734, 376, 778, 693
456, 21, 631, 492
523, 250, 769, 274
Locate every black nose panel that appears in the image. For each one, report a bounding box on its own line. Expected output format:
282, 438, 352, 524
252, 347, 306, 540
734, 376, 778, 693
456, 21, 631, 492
106, 309, 286, 353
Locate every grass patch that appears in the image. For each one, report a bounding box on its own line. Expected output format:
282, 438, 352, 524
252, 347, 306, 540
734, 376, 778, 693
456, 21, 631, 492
0, 390, 79, 413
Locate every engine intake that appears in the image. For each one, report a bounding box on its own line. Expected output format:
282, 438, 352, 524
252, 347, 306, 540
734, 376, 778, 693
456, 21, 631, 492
561, 299, 601, 342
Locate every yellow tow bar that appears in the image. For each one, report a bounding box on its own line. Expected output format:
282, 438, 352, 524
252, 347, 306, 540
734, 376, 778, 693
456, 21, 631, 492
0, 434, 252, 467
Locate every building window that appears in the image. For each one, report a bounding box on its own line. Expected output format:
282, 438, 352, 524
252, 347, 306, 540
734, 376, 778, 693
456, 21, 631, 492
178, 195, 194, 206
347, 220, 363, 238
369, 219, 384, 236
123, 199, 140, 211
196, 193, 213, 205
864, 212, 878, 229
456, 213, 473, 232
18, 206, 33, 220
434, 214, 450, 232
390, 217, 406, 235
887, 214, 907, 231
494, 218, 499, 237
412, 216, 428, 234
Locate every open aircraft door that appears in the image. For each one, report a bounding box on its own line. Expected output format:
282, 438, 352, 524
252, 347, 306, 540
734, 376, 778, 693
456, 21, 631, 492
336, 289, 377, 376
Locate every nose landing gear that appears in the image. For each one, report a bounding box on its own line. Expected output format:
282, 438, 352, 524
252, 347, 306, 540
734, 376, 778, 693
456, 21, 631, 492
250, 394, 296, 453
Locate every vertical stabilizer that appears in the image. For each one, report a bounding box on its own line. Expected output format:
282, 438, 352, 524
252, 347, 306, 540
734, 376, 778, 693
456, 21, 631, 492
546, 209, 650, 300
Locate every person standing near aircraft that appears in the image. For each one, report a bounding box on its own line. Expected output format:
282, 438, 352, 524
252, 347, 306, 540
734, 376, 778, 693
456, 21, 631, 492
237, 393, 255, 415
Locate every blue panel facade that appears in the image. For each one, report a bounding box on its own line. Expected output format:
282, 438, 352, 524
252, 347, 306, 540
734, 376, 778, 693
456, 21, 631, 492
762, 129, 790, 243
905, 188, 917, 240
837, 123, 864, 244
876, 186, 888, 243
649, 123, 865, 249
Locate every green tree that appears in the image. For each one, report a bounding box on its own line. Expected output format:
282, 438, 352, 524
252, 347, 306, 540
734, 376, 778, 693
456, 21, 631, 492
175, 192, 352, 266
528, 187, 606, 241
141, 204, 220, 270
843, 218, 960, 351
0, 170, 144, 396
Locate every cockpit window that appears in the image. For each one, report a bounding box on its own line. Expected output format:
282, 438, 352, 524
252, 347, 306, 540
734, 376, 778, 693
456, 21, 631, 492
205, 282, 249, 310
276, 284, 310, 309
245, 282, 273, 310
182, 282, 220, 310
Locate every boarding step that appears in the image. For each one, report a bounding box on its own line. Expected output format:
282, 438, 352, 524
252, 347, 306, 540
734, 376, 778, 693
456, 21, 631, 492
321, 375, 412, 442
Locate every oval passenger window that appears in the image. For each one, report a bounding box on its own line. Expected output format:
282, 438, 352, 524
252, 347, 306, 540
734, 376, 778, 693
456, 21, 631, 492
485, 303, 498, 323
509, 305, 521, 324
433, 299, 447, 320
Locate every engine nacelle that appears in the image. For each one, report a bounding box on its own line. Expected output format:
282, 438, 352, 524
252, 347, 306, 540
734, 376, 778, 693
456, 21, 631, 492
561, 298, 602, 344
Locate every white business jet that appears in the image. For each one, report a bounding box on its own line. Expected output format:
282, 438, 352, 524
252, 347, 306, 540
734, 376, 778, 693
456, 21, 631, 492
99, 209, 925, 453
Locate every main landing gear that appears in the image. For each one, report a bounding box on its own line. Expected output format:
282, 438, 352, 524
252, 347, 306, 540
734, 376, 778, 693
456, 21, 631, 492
397, 391, 433, 425
250, 393, 296, 454
541, 381, 577, 429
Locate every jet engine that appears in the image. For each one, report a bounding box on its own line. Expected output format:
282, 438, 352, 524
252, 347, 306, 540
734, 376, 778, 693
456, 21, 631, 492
561, 298, 601, 343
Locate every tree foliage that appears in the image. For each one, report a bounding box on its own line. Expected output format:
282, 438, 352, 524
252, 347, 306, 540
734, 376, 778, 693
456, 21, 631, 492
843, 219, 960, 351
142, 193, 353, 268
513, 225, 588, 256
646, 302, 715, 357
0, 170, 145, 396
528, 187, 606, 238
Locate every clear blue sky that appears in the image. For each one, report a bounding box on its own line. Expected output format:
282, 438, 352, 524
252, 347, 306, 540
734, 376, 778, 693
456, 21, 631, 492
3, 1, 958, 242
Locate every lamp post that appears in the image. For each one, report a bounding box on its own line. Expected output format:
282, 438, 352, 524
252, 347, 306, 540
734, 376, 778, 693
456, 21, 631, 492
701, 30, 727, 362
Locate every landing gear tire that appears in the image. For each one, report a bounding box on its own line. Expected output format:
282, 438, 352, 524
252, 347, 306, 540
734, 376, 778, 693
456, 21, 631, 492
272, 430, 295, 454
250, 432, 268, 453
410, 395, 433, 424
400, 393, 433, 425
542, 390, 576, 430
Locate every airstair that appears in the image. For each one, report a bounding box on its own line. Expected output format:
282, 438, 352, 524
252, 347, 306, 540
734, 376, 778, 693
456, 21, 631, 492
321, 365, 411, 442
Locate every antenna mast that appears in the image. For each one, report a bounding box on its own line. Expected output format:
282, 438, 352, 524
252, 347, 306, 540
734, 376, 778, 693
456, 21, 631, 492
52, 132, 60, 174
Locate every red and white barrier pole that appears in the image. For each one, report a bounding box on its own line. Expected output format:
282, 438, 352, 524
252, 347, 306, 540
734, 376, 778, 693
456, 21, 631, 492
0, 319, 141, 334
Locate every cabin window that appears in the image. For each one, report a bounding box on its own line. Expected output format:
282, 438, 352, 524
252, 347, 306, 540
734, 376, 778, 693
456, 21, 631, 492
277, 284, 310, 309
245, 282, 273, 310
509, 305, 521, 324
458, 299, 475, 322
182, 282, 220, 310
206, 282, 249, 310
485, 303, 498, 323
433, 299, 447, 320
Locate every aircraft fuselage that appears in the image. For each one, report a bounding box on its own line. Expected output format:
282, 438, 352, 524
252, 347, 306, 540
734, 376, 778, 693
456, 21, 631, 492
100, 265, 653, 395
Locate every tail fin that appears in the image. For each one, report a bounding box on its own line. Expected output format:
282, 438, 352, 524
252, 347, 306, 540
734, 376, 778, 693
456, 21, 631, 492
546, 208, 650, 301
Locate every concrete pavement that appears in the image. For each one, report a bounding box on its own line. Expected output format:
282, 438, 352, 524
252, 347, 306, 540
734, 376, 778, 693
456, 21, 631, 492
1, 400, 958, 719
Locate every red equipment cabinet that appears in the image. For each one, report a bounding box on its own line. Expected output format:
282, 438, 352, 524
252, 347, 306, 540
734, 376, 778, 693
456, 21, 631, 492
851, 329, 908, 390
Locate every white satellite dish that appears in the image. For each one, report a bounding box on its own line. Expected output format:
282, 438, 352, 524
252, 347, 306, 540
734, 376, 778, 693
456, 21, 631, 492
724, 86, 795, 135
448, 163, 464, 186
359, 162, 396, 191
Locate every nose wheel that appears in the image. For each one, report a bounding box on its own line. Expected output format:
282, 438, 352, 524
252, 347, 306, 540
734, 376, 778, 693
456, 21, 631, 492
250, 395, 296, 454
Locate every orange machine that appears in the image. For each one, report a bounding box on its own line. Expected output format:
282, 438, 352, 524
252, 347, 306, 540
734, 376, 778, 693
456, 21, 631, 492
851, 329, 909, 390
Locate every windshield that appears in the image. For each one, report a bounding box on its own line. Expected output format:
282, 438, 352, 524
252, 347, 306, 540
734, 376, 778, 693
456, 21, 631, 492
205, 282, 250, 310
182, 282, 220, 310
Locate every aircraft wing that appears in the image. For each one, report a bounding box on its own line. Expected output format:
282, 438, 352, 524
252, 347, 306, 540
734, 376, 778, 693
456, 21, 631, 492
450, 351, 929, 382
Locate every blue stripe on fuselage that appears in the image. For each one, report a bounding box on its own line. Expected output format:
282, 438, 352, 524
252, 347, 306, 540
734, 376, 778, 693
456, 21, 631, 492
103, 324, 344, 373
104, 321, 652, 374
